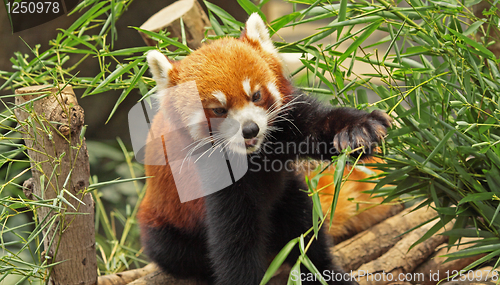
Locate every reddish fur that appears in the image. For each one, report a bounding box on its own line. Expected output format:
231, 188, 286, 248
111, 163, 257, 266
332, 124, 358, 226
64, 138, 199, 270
168, 38, 287, 110
313, 158, 402, 241
137, 101, 204, 229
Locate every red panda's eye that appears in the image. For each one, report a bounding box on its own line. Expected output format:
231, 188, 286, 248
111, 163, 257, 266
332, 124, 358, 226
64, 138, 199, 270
252, 91, 262, 103
212, 108, 227, 116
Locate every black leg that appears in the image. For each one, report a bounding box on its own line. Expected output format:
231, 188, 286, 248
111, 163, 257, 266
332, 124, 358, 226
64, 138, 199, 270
141, 224, 214, 283
204, 185, 273, 285
268, 175, 358, 285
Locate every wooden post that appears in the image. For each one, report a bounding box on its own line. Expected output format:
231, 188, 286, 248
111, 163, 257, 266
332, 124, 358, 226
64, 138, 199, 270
139, 0, 213, 49
15, 85, 97, 285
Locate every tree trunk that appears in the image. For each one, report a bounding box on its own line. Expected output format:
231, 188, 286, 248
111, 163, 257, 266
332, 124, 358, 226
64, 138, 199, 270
15, 85, 97, 285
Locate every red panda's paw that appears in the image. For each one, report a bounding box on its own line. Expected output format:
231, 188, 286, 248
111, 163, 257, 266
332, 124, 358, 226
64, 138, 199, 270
333, 110, 392, 155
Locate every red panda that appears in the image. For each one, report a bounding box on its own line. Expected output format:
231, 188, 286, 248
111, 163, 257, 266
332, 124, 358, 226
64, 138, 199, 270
138, 13, 391, 285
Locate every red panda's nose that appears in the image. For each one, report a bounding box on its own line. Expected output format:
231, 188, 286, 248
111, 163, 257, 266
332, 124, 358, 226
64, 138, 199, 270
242, 122, 260, 139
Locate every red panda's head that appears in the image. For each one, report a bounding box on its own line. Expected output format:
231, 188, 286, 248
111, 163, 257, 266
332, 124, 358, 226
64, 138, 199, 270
147, 13, 292, 155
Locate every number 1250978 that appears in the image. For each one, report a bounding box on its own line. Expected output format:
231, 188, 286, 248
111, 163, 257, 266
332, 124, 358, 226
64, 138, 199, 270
6, 1, 60, 14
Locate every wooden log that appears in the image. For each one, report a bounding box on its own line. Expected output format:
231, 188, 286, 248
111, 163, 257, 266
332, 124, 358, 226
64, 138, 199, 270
332, 205, 438, 271
124, 263, 290, 285
15, 85, 96, 285
139, 0, 213, 49
352, 219, 451, 285
98, 263, 158, 285
412, 239, 485, 285
127, 270, 203, 285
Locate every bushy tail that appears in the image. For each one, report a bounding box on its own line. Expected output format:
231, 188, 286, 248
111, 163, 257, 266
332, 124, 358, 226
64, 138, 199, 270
309, 158, 403, 242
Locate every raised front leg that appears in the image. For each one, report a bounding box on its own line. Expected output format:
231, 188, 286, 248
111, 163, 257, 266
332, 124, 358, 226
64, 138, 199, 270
272, 92, 391, 160
204, 185, 271, 285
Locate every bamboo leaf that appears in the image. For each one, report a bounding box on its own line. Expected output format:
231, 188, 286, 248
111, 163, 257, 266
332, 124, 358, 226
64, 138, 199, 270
337, 0, 348, 40
237, 0, 267, 21
446, 26, 496, 59
270, 12, 301, 34
205, 1, 244, 29
329, 153, 346, 226
260, 238, 299, 285
89, 59, 140, 96
338, 20, 382, 64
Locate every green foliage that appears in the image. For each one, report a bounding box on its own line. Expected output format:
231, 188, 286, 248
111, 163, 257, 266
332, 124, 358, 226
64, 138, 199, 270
2, 0, 500, 283
89, 139, 148, 275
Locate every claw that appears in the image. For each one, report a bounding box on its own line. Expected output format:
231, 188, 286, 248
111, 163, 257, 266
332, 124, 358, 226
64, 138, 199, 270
334, 130, 349, 151
370, 110, 392, 128
333, 110, 391, 154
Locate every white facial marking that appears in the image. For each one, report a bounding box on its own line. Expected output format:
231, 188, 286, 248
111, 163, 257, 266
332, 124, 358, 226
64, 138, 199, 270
187, 109, 208, 141
212, 91, 227, 106
242, 78, 251, 97
266, 82, 282, 106
219, 103, 268, 154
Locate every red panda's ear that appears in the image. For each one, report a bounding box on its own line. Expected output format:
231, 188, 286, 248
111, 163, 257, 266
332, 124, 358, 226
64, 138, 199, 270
147, 50, 173, 90
244, 13, 278, 56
